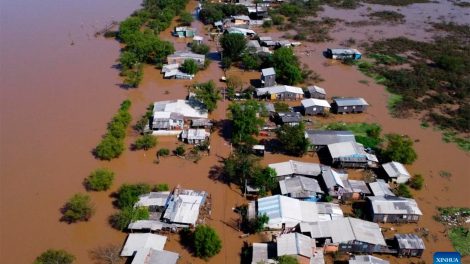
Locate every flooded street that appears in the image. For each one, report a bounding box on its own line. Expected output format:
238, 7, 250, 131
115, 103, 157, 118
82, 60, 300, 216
1, 0, 469, 263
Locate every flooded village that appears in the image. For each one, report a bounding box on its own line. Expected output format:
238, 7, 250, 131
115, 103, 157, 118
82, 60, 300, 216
0, 0, 469, 264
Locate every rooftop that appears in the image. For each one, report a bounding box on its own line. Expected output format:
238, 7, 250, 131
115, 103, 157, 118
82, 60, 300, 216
262, 67, 276, 76
279, 176, 324, 198
333, 97, 369, 107
180, 129, 209, 140
135, 192, 171, 208
168, 51, 205, 60
306, 130, 356, 146
349, 255, 389, 264
382, 161, 411, 178
301, 98, 331, 108
368, 196, 422, 216
268, 160, 322, 178
321, 166, 346, 189
120, 233, 167, 257
277, 233, 314, 258
153, 99, 208, 119
162, 188, 207, 225
368, 179, 395, 197
132, 248, 179, 264
328, 48, 361, 55
395, 234, 425, 249
278, 112, 302, 123
328, 142, 378, 163
256, 85, 304, 96
307, 85, 326, 95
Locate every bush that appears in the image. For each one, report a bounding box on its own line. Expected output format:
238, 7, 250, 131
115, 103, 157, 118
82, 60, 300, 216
395, 183, 413, 198
179, 11, 193, 26
191, 43, 210, 55
174, 145, 186, 156
110, 206, 149, 231
409, 174, 424, 190
249, 213, 269, 233
95, 134, 125, 160
180, 59, 198, 75
383, 133, 417, 164
62, 193, 95, 223
86, 168, 115, 191
274, 102, 290, 112
278, 255, 299, 264
276, 123, 309, 156
34, 249, 75, 264
157, 148, 170, 157
271, 15, 285, 25
272, 47, 303, 85
448, 227, 470, 256
193, 80, 221, 113
262, 20, 273, 28
116, 183, 152, 209
154, 183, 169, 191
193, 225, 222, 259
134, 134, 157, 150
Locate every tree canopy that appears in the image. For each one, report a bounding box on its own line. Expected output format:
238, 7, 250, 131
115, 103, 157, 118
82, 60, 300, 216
278, 255, 299, 264
199, 3, 248, 24
220, 33, 247, 61
229, 100, 264, 145
134, 134, 158, 150
191, 43, 210, 55
116, 183, 152, 209
178, 11, 193, 26
383, 133, 417, 164
34, 249, 75, 264
272, 47, 303, 85
86, 168, 115, 191
110, 206, 149, 231
276, 123, 309, 156
180, 59, 199, 75
193, 81, 221, 113
62, 193, 95, 223
193, 225, 222, 259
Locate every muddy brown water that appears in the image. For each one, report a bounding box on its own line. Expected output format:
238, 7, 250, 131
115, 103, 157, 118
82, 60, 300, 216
1, 0, 469, 263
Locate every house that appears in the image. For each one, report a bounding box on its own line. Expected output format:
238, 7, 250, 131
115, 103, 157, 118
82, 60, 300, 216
225, 27, 256, 37
274, 112, 302, 126
299, 217, 387, 254
180, 128, 209, 145
368, 196, 422, 223
268, 160, 322, 180
251, 243, 276, 264
277, 233, 318, 264
349, 255, 389, 264
307, 85, 326, 99
301, 98, 331, 115
261, 67, 276, 87
368, 179, 395, 197
394, 234, 425, 257
279, 176, 324, 200
162, 63, 194, 79
342, 179, 371, 200
193, 35, 203, 45
327, 141, 378, 168
191, 118, 212, 128
306, 130, 356, 150
331, 97, 369, 114
255, 85, 304, 100
247, 40, 272, 55
259, 36, 276, 47
131, 248, 179, 264
382, 161, 411, 184
252, 145, 265, 156
120, 233, 167, 257
162, 188, 207, 226
326, 48, 362, 60
167, 51, 205, 67
173, 26, 196, 38
151, 99, 208, 133
248, 195, 343, 229
135, 192, 171, 212
232, 15, 250, 26
319, 166, 347, 197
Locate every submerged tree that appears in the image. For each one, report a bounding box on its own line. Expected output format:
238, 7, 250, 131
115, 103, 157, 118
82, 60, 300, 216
134, 134, 157, 151
180, 59, 198, 75
62, 193, 95, 223
272, 47, 303, 85
34, 249, 75, 264
229, 100, 264, 145
220, 33, 247, 61
193, 225, 222, 259
193, 80, 221, 113
276, 123, 309, 156
86, 168, 115, 191
89, 244, 123, 264
382, 133, 417, 164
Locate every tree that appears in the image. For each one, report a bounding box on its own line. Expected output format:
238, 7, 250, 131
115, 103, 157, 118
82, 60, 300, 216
107, 120, 126, 139
174, 145, 186, 156
252, 167, 277, 196
278, 255, 299, 264
34, 249, 75, 264
272, 47, 303, 85
116, 183, 152, 209
224, 151, 260, 186
409, 174, 424, 190
276, 123, 309, 156
241, 53, 260, 70
134, 134, 157, 150
220, 33, 247, 61
180, 59, 198, 75
193, 225, 222, 259
89, 244, 122, 264
229, 100, 264, 145
250, 213, 269, 233
157, 148, 170, 157
226, 75, 243, 99
86, 168, 115, 191
193, 81, 221, 113
274, 102, 290, 112
191, 43, 210, 55
179, 11, 193, 26
119, 51, 139, 71
383, 133, 417, 164
395, 183, 413, 198
62, 193, 95, 223
110, 206, 149, 230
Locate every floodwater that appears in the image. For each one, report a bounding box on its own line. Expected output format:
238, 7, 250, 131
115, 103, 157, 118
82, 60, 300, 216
1, 0, 469, 264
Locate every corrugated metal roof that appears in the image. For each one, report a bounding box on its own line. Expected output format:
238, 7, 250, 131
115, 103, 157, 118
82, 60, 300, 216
395, 234, 425, 250
135, 192, 171, 207
368, 180, 395, 197
120, 233, 167, 257
162, 189, 207, 225
382, 161, 411, 178
307, 85, 326, 95
321, 166, 346, 189
334, 97, 368, 107
368, 196, 422, 216
329, 48, 361, 55
277, 233, 314, 258
180, 128, 209, 140
262, 67, 276, 76
349, 255, 389, 264
306, 130, 356, 146
301, 98, 331, 108
269, 160, 322, 178
279, 176, 323, 197
256, 85, 304, 96
153, 99, 208, 119
327, 142, 377, 162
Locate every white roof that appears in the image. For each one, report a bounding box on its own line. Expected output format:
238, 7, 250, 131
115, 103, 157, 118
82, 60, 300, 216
253, 145, 265, 150
382, 161, 411, 178
327, 142, 378, 162
334, 97, 368, 107
226, 27, 256, 36
193, 35, 203, 41
308, 85, 326, 95
301, 98, 331, 108
279, 176, 323, 196
132, 248, 179, 264
368, 196, 422, 216
252, 243, 273, 264
232, 15, 250, 20
162, 63, 180, 72
121, 233, 167, 257
153, 99, 208, 119
163, 189, 206, 225
181, 129, 209, 140
268, 160, 322, 177
135, 192, 170, 207
277, 233, 314, 258
256, 85, 304, 96
349, 255, 389, 264
368, 180, 395, 197
262, 67, 276, 76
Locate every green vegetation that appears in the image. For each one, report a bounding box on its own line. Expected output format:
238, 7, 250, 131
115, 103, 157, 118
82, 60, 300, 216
178, 11, 193, 26
62, 193, 95, 223
180, 59, 199, 75
368, 10, 405, 22
110, 206, 149, 231
174, 144, 186, 156
220, 34, 247, 61
134, 103, 153, 133
439, 170, 452, 179
86, 168, 115, 191
272, 47, 303, 85
274, 102, 290, 112
395, 183, 412, 198
278, 255, 299, 264
276, 123, 310, 156
191, 43, 210, 55
324, 122, 382, 148
154, 183, 169, 191
134, 134, 157, 150
262, 20, 273, 28
409, 174, 424, 190
94, 100, 132, 160
241, 53, 262, 70
249, 213, 270, 233
193, 225, 222, 259
324, 0, 359, 9
382, 133, 417, 164
193, 81, 221, 113
362, 0, 430, 5
199, 3, 248, 24
116, 183, 152, 209
229, 100, 264, 145
449, 227, 470, 256
34, 249, 75, 264
271, 14, 285, 25
157, 148, 170, 157
435, 207, 470, 256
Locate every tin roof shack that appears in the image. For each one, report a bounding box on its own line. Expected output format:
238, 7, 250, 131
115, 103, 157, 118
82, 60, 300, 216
162, 188, 207, 226
381, 161, 411, 184
342, 179, 371, 201
162, 64, 194, 80
261, 67, 276, 87
331, 97, 369, 114
180, 128, 209, 145
167, 51, 205, 67
173, 26, 196, 38
225, 27, 257, 37
349, 255, 389, 264
319, 166, 346, 198
301, 98, 331, 115
327, 141, 378, 168
299, 217, 387, 254
307, 85, 326, 99
274, 112, 302, 126
368, 179, 395, 197
232, 15, 251, 27
306, 130, 356, 150
279, 176, 324, 200
367, 196, 422, 223
393, 234, 425, 258
256, 85, 304, 101
135, 192, 171, 212
248, 195, 343, 229
277, 233, 318, 264
268, 160, 322, 181
326, 48, 362, 60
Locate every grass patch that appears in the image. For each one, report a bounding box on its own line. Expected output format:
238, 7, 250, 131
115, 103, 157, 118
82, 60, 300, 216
387, 92, 403, 111
323, 122, 382, 148
368, 11, 405, 22
362, 0, 430, 6
441, 130, 470, 152
439, 170, 452, 179
449, 227, 470, 256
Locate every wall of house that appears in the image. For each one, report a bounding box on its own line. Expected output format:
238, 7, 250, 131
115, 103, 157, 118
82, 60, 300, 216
332, 104, 367, 114
262, 75, 276, 87
309, 92, 326, 99
304, 106, 326, 115
372, 214, 420, 223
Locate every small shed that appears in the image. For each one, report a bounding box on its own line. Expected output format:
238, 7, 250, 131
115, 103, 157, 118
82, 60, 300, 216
331, 97, 369, 114
394, 234, 425, 257
252, 145, 265, 156
326, 48, 362, 60
307, 85, 326, 99
275, 112, 302, 126
192, 35, 203, 45
180, 129, 209, 145
382, 161, 411, 184
174, 27, 196, 38
261, 67, 276, 87
368, 179, 395, 197
301, 98, 331, 115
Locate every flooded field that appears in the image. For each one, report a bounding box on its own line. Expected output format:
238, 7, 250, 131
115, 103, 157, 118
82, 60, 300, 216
0, 0, 469, 263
